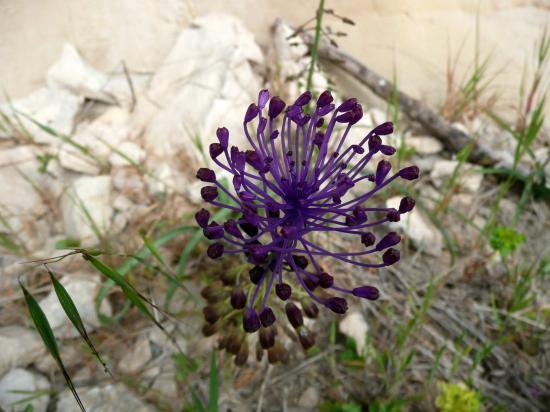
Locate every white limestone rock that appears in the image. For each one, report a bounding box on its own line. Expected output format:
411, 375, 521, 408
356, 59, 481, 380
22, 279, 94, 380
386, 196, 443, 256
60, 175, 113, 244
430, 159, 483, 193
137, 13, 263, 176
0, 327, 46, 375
339, 311, 369, 356
57, 383, 157, 412
0, 87, 80, 144
0, 369, 50, 412
407, 135, 443, 155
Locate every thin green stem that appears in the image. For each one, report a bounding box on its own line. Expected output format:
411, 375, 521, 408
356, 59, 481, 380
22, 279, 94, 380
306, 0, 326, 92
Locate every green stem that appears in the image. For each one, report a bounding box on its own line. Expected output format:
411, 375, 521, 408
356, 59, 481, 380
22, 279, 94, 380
306, 0, 326, 92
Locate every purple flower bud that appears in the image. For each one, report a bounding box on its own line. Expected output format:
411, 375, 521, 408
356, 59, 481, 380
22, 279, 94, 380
317, 103, 335, 116
196, 168, 216, 182
382, 248, 400, 265
276, 283, 292, 301
244, 103, 259, 123
259, 306, 276, 327
375, 160, 392, 185
230, 146, 246, 172
207, 243, 224, 259
249, 266, 264, 284
351, 145, 365, 154
399, 165, 419, 180
317, 90, 334, 107
258, 89, 269, 109
216, 127, 229, 148
285, 302, 303, 328
373, 122, 394, 135
352, 285, 380, 300
230, 288, 246, 309
361, 232, 376, 247
294, 91, 312, 106
224, 219, 243, 238
399, 197, 416, 213
303, 277, 319, 291
204, 222, 224, 240
239, 222, 259, 237
376, 232, 401, 251
201, 186, 218, 202
315, 118, 324, 127
319, 272, 334, 288
209, 143, 223, 159
195, 208, 210, 228
387, 209, 400, 222
243, 308, 261, 333
245, 150, 264, 171
292, 255, 308, 270
368, 135, 382, 152
349, 103, 363, 125
380, 145, 396, 155
337, 97, 357, 112
268, 96, 286, 118
325, 297, 348, 314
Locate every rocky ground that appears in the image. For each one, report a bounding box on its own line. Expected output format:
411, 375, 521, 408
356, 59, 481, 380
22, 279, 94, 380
0, 12, 548, 412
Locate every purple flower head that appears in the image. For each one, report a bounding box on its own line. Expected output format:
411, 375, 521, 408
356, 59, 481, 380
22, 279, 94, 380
196, 90, 418, 332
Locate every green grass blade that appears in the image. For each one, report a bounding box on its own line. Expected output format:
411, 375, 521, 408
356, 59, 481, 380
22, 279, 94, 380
19, 282, 86, 412
95, 224, 196, 323
191, 388, 207, 412
140, 231, 167, 267
208, 351, 219, 412
46, 266, 112, 377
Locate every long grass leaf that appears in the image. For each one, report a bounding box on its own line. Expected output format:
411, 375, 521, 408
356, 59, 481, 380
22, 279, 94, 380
19, 282, 86, 412
46, 266, 112, 377
95, 224, 196, 323
208, 351, 219, 412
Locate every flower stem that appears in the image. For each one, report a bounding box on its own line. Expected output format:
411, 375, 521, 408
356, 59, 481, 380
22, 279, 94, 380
306, 0, 326, 92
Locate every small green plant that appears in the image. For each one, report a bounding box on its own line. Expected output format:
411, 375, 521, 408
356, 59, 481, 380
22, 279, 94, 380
435, 382, 481, 412
489, 225, 525, 257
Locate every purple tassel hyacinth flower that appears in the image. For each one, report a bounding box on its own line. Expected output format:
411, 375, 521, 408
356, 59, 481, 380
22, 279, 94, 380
196, 89, 419, 333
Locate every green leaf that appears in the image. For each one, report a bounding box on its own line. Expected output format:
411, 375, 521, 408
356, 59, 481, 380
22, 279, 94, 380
19, 282, 86, 412
95, 224, 196, 324
191, 387, 206, 412
46, 266, 112, 377
208, 351, 218, 412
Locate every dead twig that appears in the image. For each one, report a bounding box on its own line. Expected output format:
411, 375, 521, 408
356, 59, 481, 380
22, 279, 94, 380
298, 29, 533, 179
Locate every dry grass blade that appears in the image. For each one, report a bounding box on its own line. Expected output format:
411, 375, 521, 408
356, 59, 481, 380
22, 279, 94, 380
19, 281, 86, 412
45, 265, 113, 378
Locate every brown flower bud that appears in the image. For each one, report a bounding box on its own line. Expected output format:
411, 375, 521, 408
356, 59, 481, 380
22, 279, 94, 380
202, 305, 220, 324
259, 326, 276, 349
234, 341, 249, 366
302, 301, 319, 318
226, 333, 242, 355
202, 323, 217, 337
297, 326, 316, 350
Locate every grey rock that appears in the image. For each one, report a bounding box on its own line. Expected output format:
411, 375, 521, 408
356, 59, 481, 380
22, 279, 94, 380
0, 368, 50, 412
0, 327, 46, 375
56, 383, 157, 412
